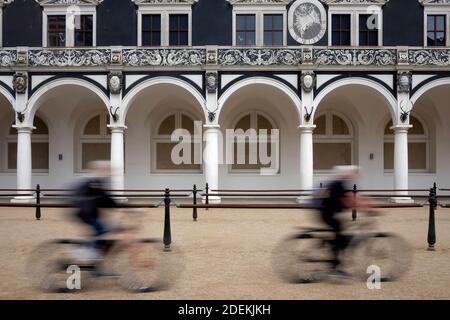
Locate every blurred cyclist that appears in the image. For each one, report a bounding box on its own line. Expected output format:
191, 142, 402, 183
317, 165, 372, 278
71, 161, 119, 261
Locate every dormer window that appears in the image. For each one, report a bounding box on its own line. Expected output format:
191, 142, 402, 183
36, 0, 102, 47
323, 0, 388, 47
421, 0, 450, 47
134, 0, 198, 47
228, 0, 289, 46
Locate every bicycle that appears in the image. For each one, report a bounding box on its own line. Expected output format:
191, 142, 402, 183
271, 211, 412, 284
26, 209, 182, 293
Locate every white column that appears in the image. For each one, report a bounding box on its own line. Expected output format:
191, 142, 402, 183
392, 126, 413, 202
299, 125, 315, 190
297, 125, 315, 203
13, 127, 34, 202
110, 126, 126, 200
203, 124, 221, 203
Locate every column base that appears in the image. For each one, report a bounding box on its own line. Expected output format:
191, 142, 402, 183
11, 196, 36, 204
112, 196, 128, 204
202, 196, 221, 204
389, 197, 414, 204
296, 196, 313, 205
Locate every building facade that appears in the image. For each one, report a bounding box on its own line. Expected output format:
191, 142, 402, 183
1, 0, 450, 200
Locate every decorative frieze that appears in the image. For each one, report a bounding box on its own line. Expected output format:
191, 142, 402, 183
28, 49, 111, 67
0, 49, 17, 67
409, 49, 450, 66
2, 47, 450, 69
122, 49, 206, 67
313, 48, 397, 66
218, 48, 302, 66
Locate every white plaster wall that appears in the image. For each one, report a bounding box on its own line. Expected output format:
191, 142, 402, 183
1, 82, 449, 191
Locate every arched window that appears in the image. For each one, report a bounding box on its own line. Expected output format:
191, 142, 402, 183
384, 116, 428, 171
313, 113, 354, 170
79, 113, 110, 171
231, 111, 276, 171
153, 111, 201, 172
7, 116, 49, 171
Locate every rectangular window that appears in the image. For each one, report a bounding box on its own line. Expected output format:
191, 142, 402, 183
74, 15, 93, 47
313, 143, 352, 170
359, 14, 379, 46
384, 142, 427, 170
8, 143, 49, 170
331, 14, 351, 46
169, 14, 189, 46
82, 143, 111, 170
427, 15, 446, 47
155, 143, 200, 170
264, 14, 283, 46
142, 14, 161, 46
236, 14, 256, 46
47, 15, 66, 47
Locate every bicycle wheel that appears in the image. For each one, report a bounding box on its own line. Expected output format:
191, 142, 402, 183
344, 233, 412, 282
109, 239, 182, 293
26, 240, 87, 293
272, 233, 332, 284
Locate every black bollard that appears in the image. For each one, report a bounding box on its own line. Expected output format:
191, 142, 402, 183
427, 188, 437, 251
163, 188, 172, 252
192, 184, 198, 222
433, 182, 438, 210
35, 184, 41, 220
352, 184, 357, 221
205, 182, 209, 211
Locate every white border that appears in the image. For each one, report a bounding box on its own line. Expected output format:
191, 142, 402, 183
327, 6, 383, 46
42, 6, 97, 47
232, 5, 287, 46
423, 8, 450, 47
137, 5, 192, 46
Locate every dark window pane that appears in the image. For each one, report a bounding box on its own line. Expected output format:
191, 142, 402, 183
142, 14, 161, 46
341, 31, 351, 45
341, 15, 351, 29
247, 15, 255, 29
273, 31, 283, 46
236, 31, 245, 45
74, 15, 93, 47
427, 15, 446, 46
332, 14, 351, 46
437, 16, 445, 31
47, 15, 66, 47
179, 31, 188, 45
236, 15, 246, 30
273, 15, 283, 30
169, 14, 189, 46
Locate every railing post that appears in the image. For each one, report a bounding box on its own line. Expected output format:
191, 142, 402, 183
35, 184, 41, 220
192, 184, 198, 222
352, 184, 357, 221
163, 188, 172, 252
427, 187, 437, 251
205, 182, 209, 211
433, 182, 438, 210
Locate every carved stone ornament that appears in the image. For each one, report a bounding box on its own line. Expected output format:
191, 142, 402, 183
206, 48, 218, 65
206, 72, 218, 93
288, 0, 327, 45
36, 0, 104, 6
301, 72, 315, 92
13, 73, 28, 94
132, 0, 198, 4
108, 72, 122, 94
397, 72, 412, 93
35, 0, 104, 6
397, 48, 409, 65
0, 0, 14, 6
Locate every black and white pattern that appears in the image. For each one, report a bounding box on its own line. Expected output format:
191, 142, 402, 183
0, 49, 17, 67
122, 49, 206, 67
28, 49, 111, 67
314, 49, 397, 66
218, 49, 302, 66
409, 49, 450, 66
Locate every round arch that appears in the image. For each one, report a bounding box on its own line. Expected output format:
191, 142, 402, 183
312, 77, 397, 121
0, 86, 15, 109
121, 77, 207, 125
217, 77, 302, 124
26, 78, 110, 126
411, 78, 450, 106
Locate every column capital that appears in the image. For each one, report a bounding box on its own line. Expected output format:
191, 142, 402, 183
203, 124, 220, 130
390, 125, 412, 133
298, 125, 316, 133
12, 125, 34, 133
107, 125, 127, 133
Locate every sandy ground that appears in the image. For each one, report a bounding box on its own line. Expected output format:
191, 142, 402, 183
0, 205, 449, 300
